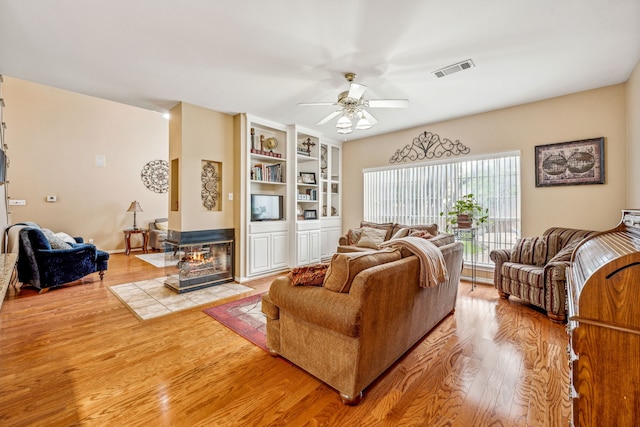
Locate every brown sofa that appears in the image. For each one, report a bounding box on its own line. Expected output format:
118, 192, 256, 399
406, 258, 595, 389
489, 227, 598, 322
261, 240, 464, 404
337, 220, 454, 253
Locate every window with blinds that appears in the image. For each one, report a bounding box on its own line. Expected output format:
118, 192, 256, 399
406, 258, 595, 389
363, 151, 521, 266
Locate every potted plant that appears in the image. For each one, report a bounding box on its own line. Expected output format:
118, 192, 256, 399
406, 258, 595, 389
440, 194, 489, 229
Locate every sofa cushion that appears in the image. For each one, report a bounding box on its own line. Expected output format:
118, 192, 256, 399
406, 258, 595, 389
360, 221, 395, 241
55, 231, 77, 245
390, 227, 410, 239
547, 239, 581, 263
501, 262, 545, 288
288, 263, 329, 286
409, 229, 434, 239
394, 232, 455, 256
323, 248, 401, 293
155, 220, 169, 231
511, 235, 561, 266
402, 223, 439, 236
356, 227, 388, 249
428, 233, 455, 247
41, 228, 72, 250
346, 228, 364, 245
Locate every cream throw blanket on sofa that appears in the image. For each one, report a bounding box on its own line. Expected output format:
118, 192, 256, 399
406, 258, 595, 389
380, 236, 448, 288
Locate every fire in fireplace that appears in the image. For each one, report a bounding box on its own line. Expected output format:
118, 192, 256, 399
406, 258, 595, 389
163, 229, 234, 293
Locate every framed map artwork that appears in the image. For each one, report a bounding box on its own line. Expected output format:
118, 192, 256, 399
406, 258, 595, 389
535, 137, 604, 187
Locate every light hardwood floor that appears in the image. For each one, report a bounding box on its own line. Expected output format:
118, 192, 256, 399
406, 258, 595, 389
0, 253, 571, 426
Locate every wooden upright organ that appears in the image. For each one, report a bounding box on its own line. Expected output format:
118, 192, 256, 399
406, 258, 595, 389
567, 209, 640, 426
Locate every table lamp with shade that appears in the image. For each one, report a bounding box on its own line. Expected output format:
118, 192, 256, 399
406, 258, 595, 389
127, 201, 143, 230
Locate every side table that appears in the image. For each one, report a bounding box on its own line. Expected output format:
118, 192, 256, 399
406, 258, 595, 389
452, 227, 477, 290
123, 229, 149, 255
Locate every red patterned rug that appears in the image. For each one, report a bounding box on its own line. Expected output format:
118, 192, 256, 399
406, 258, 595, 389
203, 293, 267, 352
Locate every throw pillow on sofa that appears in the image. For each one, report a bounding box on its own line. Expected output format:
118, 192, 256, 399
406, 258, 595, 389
355, 227, 388, 249
409, 229, 434, 239
55, 231, 77, 245
360, 221, 395, 240
547, 239, 581, 263
347, 228, 364, 245
288, 263, 329, 286
399, 223, 439, 236
323, 248, 401, 293
391, 227, 410, 239
511, 234, 561, 266
41, 228, 72, 250
155, 220, 169, 231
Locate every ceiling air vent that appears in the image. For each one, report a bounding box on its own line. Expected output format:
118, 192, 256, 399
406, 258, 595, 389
432, 59, 475, 78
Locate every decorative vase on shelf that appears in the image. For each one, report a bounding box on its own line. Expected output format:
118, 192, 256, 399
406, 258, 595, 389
250, 128, 256, 150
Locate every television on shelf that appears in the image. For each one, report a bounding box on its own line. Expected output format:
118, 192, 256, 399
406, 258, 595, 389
251, 194, 284, 221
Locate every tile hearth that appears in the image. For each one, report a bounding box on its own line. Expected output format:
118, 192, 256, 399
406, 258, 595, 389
109, 276, 252, 320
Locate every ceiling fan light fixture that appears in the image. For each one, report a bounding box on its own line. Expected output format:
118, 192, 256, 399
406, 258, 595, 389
355, 117, 371, 130
298, 71, 408, 135
336, 116, 352, 129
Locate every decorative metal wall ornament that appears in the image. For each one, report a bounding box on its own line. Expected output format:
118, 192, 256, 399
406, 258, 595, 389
141, 160, 169, 193
201, 160, 221, 211
389, 131, 470, 164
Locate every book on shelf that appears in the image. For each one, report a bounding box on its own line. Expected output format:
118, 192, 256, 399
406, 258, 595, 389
251, 163, 283, 183
297, 188, 317, 201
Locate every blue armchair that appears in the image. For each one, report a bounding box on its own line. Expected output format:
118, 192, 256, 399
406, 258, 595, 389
16, 225, 109, 291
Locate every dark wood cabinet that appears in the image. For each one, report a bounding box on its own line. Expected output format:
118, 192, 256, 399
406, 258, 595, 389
567, 210, 640, 426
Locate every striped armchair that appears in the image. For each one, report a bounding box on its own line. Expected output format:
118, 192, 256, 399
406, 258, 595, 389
489, 227, 598, 323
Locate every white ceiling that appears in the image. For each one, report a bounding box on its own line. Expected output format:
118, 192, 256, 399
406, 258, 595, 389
1, 0, 639, 142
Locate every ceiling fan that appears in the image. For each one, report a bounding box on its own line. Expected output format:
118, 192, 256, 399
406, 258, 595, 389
298, 72, 409, 134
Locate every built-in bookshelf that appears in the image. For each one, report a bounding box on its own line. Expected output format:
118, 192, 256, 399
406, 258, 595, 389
320, 142, 342, 260
320, 143, 340, 219
240, 115, 290, 278
293, 129, 321, 222
237, 115, 342, 279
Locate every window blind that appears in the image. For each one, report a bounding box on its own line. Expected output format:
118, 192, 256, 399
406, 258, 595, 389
363, 152, 521, 266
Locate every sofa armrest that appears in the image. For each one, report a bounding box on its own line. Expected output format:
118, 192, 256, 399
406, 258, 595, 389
543, 260, 571, 319
269, 276, 361, 337
37, 244, 97, 264
338, 235, 348, 245
545, 260, 570, 282
489, 249, 512, 289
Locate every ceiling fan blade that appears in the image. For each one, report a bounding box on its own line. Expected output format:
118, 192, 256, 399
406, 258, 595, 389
316, 110, 342, 125
362, 110, 378, 125
367, 99, 409, 108
347, 83, 367, 100
297, 102, 336, 106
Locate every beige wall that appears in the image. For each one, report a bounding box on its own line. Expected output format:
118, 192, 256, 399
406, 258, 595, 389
343, 84, 628, 236
168, 102, 235, 232
4, 69, 637, 252
627, 60, 640, 207
4, 77, 168, 251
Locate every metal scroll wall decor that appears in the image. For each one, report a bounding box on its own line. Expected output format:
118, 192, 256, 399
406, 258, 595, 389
141, 160, 169, 193
201, 160, 221, 211
389, 131, 470, 164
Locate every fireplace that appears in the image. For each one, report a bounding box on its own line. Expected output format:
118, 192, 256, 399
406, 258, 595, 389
163, 229, 234, 293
